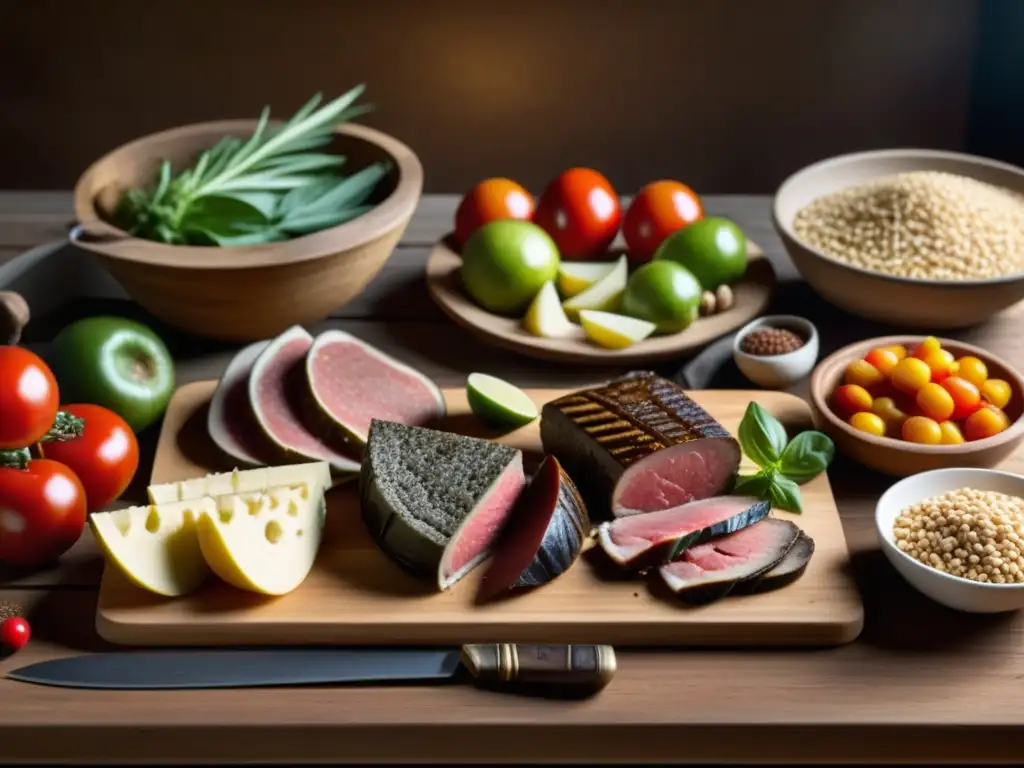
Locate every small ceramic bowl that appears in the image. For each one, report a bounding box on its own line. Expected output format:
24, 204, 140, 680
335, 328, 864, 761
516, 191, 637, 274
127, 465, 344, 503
876, 468, 1024, 613
732, 315, 819, 389
810, 335, 1024, 477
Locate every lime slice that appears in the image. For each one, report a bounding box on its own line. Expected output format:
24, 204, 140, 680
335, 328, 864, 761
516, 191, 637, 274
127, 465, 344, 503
557, 261, 618, 298
579, 310, 657, 349
466, 373, 539, 429
562, 254, 629, 319
522, 281, 576, 338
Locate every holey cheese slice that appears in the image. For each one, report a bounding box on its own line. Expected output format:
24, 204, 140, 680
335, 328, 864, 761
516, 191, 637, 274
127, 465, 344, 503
90, 498, 216, 597
196, 485, 327, 596
147, 462, 331, 505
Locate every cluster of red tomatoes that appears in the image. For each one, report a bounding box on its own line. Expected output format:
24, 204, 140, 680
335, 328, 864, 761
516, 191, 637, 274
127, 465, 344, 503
0, 346, 139, 566
454, 169, 705, 262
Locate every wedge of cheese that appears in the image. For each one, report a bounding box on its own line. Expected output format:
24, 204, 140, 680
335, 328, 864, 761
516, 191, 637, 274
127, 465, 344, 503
196, 484, 327, 595
90, 498, 216, 597
147, 462, 331, 505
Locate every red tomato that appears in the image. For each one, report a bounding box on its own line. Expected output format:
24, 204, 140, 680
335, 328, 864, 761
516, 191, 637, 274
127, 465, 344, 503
0, 346, 60, 450
41, 404, 139, 512
622, 180, 704, 262
454, 178, 534, 246
532, 168, 622, 259
0, 459, 86, 565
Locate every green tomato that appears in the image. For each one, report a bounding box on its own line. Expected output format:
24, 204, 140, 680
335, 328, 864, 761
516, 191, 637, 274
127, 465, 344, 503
620, 260, 702, 334
50, 317, 175, 433
460, 220, 560, 314
653, 216, 747, 290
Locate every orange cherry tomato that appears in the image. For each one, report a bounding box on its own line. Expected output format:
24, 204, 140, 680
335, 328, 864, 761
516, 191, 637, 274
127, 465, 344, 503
938, 421, 965, 445
622, 180, 704, 263
832, 384, 873, 416
533, 168, 622, 259
940, 376, 982, 421
864, 348, 900, 377
890, 357, 932, 394
915, 382, 955, 422
844, 360, 886, 392
0, 346, 60, 450
918, 349, 955, 381
849, 411, 886, 437
955, 356, 989, 387
881, 344, 908, 361
902, 416, 943, 444
453, 178, 535, 246
980, 378, 1013, 410
963, 405, 1011, 441
912, 336, 942, 360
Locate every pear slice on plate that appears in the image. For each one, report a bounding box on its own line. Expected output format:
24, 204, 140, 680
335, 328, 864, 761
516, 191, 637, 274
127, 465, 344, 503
562, 254, 628, 319
579, 309, 657, 349
522, 280, 577, 338
557, 261, 618, 298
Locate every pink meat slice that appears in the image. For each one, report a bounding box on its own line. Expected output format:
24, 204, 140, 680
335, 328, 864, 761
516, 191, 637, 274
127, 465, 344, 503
308, 333, 445, 442
443, 459, 526, 585
598, 495, 769, 566
613, 440, 740, 517
253, 336, 359, 470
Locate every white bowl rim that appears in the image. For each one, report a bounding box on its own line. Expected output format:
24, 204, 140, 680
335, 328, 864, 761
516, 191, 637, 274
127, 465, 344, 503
732, 314, 819, 363
772, 147, 1024, 288
876, 467, 1024, 590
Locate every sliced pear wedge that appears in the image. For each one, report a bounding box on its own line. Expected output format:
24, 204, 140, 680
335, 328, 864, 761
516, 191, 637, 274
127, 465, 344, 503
562, 254, 628, 320
579, 309, 657, 349
557, 260, 618, 298
522, 281, 577, 338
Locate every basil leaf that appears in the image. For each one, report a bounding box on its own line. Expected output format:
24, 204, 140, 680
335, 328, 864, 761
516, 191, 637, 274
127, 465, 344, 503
768, 475, 804, 513
737, 402, 788, 469
778, 430, 835, 484
732, 471, 773, 498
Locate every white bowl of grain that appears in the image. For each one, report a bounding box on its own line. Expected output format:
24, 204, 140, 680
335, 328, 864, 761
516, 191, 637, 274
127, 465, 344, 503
774, 149, 1024, 329
876, 468, 1024, 612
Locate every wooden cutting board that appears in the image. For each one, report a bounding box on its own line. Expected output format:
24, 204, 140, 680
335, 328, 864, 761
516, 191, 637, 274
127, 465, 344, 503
96, 381, 864, 647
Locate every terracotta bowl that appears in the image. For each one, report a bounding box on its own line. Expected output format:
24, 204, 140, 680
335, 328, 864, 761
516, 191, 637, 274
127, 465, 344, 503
773, 149, 1024, 329
72, 120, 423, 342
809, 336, 1024, 477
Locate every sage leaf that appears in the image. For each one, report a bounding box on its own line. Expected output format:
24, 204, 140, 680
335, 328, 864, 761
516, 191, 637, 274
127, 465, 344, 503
768, 475, 804, 513
778, 430, 835, 484
738, 402, 788, 469
732, 471, 773, 498
278, 206, 373, 235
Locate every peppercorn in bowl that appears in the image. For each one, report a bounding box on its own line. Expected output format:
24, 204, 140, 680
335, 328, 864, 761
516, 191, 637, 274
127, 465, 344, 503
810, 336, 1024, 478
773, 148, 1024, 329
732, 315, 819, 389
876, 468, 1024, 612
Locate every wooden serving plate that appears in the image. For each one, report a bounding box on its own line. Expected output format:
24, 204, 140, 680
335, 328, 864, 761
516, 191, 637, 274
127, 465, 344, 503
96, 381, 863, 647
425, 235, 776, 364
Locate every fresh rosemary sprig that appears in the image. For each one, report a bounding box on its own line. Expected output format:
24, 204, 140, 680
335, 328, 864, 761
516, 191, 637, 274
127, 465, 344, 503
113, 85, 391, 246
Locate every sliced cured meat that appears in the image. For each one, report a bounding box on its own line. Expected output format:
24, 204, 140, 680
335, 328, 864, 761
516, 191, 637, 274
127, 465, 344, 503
305, 329, 446, 446
359, 420, 526, 590
734, 531, 815, 595
207, 340, 272, 467
478, 455, 589, 601
540, 371, 740, 519
658, 517, 800, 603
597, 495, 770, 568
248, 325, 359, 477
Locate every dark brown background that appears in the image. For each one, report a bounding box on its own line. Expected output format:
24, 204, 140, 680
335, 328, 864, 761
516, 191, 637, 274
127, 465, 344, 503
0, 0, 998, 193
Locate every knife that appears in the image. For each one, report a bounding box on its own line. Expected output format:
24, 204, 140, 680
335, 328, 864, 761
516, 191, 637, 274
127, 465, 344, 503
7, 643, 616, 697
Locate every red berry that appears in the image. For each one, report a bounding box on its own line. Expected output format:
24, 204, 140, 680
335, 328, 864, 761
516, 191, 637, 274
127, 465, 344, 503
1, 616, 31, 653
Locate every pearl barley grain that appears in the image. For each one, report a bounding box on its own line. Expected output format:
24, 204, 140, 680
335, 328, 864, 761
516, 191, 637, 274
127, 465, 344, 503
893, 487, 1024, 583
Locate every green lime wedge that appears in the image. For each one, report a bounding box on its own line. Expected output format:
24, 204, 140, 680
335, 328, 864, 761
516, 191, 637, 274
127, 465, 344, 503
466, 373, 539, 429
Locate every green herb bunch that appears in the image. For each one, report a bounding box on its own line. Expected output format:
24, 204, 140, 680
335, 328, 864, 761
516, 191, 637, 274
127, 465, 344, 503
113, 85, 390, 246
732, 402, 835, 513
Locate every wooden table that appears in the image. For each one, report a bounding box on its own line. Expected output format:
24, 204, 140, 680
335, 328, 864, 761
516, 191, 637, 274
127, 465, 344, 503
2, 192, 1024, 764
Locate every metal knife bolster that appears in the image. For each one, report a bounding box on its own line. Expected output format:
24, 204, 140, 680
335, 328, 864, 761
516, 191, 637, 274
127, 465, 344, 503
461, 644, 616, 695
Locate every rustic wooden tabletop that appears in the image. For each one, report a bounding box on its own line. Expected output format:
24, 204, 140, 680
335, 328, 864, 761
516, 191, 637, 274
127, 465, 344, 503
1, 192, 1023, 764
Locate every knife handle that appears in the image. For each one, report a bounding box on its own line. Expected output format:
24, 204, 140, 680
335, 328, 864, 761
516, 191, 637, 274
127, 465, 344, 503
460, 644, 616, 697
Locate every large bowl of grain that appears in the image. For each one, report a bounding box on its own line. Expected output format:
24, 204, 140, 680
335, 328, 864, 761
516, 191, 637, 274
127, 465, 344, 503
773, 149, 1024, 329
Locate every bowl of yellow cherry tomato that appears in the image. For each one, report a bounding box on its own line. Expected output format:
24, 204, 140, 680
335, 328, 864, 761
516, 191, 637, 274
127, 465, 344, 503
809, 335, 1024, 477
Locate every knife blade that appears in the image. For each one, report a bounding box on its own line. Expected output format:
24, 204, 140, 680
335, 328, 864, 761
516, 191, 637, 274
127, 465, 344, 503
7, 643, 616, 697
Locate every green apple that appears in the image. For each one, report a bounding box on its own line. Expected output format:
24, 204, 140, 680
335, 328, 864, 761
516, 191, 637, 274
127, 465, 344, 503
50, 316, 175, 433
653, 216, 747, 290
620, 261, 702, 334
557, 260, 617, 298
460, 220, 560, 314
522, 281, 577, 338
561, 254, 628, 320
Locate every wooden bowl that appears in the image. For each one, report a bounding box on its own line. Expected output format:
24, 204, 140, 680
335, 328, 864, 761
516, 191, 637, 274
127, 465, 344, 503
72, 120, 423, 342
425, 236, 776, 365
773, 149, 1024, 329
809, 336, 1024, 477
